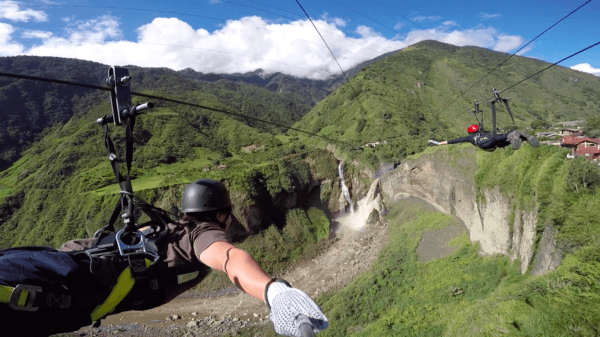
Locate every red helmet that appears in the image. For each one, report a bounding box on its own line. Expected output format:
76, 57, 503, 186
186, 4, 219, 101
467, 125, 479, 133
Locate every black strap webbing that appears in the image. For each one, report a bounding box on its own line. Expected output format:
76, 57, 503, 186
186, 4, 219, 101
99, 108, 139, 234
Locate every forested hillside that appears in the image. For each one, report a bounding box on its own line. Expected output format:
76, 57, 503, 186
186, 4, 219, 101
0, 56, 334, 170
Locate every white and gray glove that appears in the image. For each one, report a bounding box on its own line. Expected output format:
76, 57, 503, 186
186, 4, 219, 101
266, 279, 328, 337
428, 140, 440, 145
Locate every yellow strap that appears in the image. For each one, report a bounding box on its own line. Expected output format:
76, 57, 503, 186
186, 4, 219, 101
18, 290, 28, 307
0, 285, 13, 304
90, 259, 152, 321
0, 285, 32, 307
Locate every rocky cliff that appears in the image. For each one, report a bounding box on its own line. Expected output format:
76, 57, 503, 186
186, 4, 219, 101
379, 147, 561, 275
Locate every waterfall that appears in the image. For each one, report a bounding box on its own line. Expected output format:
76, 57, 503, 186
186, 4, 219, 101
338, 162, 354, 213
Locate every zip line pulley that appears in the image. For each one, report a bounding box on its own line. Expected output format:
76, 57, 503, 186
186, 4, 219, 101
94, 66, 155, 259
485, 88, 516, 139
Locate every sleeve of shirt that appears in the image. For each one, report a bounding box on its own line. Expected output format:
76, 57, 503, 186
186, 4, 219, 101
447, 136, 472, 144
59, 238, 98, 252
191, 222, 231, 258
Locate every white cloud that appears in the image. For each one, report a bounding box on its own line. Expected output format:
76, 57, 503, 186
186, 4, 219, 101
411, 15, 442, 22
393, 22, 404, 30
0, 1, 47, 22
64, 15, 122, 43
16, 15, 530, 80
570, 63, 600, 76
493, 34, 523, 53
0, 22, 23, 55
480, 12, 501, 19
209, 0, 222, 4
320, 13, 346, 28
398, 26, 525, 55
441, 21, 457, 27
22, 30, 53, 39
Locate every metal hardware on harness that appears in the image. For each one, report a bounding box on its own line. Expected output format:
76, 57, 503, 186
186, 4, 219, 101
96, 103, 155, 125
115, 228, 147, 257
9, 284, 42, 312
486, 88, 516, 139
95, 66, 159, 261
107, 66, 132, 126
471, 100, 485, 131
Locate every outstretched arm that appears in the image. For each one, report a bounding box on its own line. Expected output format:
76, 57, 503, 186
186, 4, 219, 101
199, 241, 270, 301
428, 140, 448, 145
200, 240, 329, 336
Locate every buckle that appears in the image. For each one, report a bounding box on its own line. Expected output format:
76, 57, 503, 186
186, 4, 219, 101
115, 228, 147, 257
9, 284, 42, 311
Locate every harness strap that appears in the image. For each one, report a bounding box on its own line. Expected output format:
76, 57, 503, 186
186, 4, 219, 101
0, 284, 109, 311
90, 258, 152, 322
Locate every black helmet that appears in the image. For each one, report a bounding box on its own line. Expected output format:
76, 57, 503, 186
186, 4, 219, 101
181, 179, 232, 214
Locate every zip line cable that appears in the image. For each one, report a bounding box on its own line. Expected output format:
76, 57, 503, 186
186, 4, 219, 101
436, 0, 592, 116
498, 41, 600, 96
453, 40, 600, 121
0, 72, 110, 92
243, 0, 303, 19
220, 0, 298, 21
130, 91, 352, 146
0, 71, 352, 146
371, 0, 430, 33
329, 0, 399, 34
295, 0, 372, 118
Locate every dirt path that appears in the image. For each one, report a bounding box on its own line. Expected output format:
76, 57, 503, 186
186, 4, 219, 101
72, 200, 388, 337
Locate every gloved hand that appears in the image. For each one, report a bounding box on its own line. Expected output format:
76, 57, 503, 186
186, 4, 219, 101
266, 280, 328, 337
428, 140, 440, 145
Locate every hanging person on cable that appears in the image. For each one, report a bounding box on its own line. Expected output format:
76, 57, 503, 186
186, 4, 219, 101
0, 67, 327, 337
428, 124, 538, 150
428, 93, 539, 150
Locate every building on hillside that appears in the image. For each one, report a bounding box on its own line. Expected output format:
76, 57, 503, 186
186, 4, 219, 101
541, 140, 561, 147
535, 132, 556, 138
556, 129, 583, 137
560, 136, 600, 161
203, 166, 211, 171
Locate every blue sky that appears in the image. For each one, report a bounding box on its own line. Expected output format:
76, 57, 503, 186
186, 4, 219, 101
2, 0, 599, 79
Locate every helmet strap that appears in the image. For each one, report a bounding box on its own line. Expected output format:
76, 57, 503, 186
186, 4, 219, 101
216, 211, 232, 230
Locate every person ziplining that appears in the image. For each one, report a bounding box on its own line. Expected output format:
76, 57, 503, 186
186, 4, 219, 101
429, 90, 540, 150
0, 67, 326, 337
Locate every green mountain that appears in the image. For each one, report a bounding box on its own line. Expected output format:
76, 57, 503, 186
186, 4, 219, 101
0, 57, 333, 170
295, 40, 600, 164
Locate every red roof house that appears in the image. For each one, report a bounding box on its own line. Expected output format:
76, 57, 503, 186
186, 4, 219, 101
560, 136, 600, 160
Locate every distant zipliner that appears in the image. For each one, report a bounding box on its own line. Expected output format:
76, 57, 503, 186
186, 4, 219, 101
429, 89, 539, 150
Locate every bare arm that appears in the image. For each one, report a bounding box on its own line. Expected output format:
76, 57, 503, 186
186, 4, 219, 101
199, 241, 271, 301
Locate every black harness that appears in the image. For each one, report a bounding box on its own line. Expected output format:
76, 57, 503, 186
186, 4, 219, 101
0, 67, 203, 331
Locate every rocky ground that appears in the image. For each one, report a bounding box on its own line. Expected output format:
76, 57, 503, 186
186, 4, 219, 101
64, 201, 389, 337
